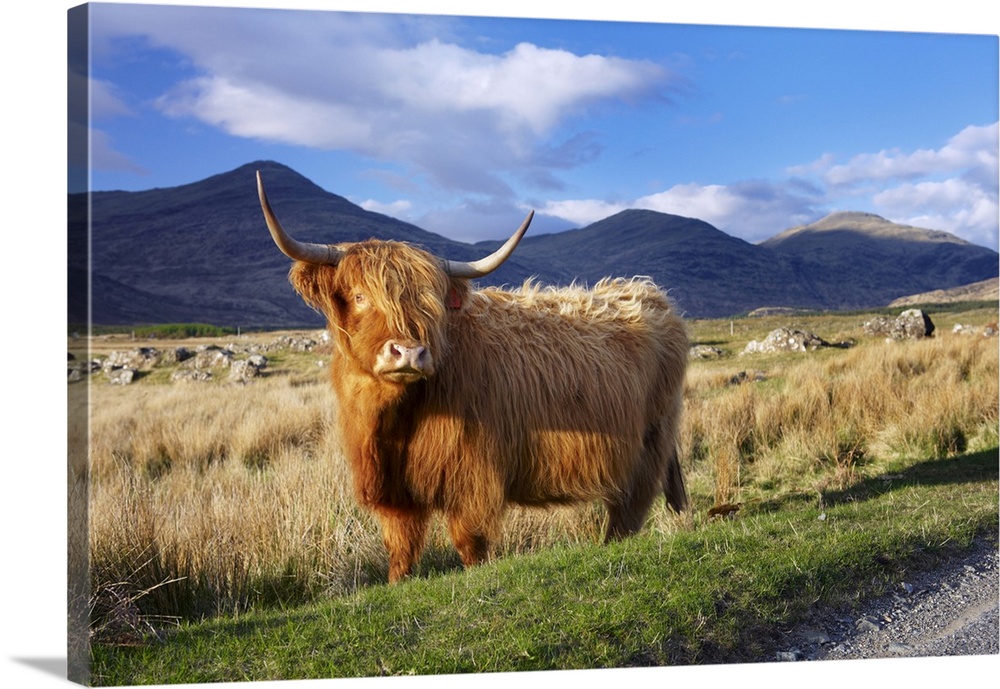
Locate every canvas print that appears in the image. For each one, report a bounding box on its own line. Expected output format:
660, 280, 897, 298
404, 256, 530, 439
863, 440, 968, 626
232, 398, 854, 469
67, 2, 999, 686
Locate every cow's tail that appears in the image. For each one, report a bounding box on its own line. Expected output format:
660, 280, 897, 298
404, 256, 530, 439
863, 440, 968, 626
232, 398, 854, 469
663, 442, 688, 513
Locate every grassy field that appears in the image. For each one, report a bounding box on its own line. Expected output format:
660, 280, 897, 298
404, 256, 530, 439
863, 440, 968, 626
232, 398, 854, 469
77, 304, 999, 684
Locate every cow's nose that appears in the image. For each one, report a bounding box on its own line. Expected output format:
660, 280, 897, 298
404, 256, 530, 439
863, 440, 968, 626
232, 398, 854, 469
388, 342, 428, 368
375, 340, 434, 380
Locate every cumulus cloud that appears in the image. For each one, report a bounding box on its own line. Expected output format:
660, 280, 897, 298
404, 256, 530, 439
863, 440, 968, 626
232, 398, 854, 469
93, 5, 672, 198
359, 198, 413, 218
540, 121, 998, 248
542, 180, 822, 242
790, 122, 998, 246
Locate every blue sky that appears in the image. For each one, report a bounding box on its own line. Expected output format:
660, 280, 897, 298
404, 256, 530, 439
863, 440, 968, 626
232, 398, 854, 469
74, 1, 999, 248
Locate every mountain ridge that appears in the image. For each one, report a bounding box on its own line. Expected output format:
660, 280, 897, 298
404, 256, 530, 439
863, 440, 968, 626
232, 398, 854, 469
71, 161, 998, 326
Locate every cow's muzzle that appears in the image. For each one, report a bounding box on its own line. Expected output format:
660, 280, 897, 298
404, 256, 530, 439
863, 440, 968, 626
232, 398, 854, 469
373, 341, 434, 382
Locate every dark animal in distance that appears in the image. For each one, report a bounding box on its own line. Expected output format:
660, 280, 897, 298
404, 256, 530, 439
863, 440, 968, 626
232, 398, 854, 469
257, 171, 689, 582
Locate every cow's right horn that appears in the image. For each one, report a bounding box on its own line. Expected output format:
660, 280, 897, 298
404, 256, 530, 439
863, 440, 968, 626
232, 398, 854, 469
257, 171, 345, 265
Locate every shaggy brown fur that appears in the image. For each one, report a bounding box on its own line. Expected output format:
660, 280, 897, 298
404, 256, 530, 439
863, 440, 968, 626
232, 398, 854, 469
288, 240, 688, 582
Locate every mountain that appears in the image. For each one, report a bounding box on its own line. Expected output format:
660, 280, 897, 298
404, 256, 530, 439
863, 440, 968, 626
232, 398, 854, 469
761, 212, 999, 310
72, 161, 999, 327
505, 209, 824, 317
888, 278, 999, 307
73, 161, 537, 327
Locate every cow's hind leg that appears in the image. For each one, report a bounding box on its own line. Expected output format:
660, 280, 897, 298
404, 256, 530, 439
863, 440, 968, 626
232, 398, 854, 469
375, 507, 430, 583
446, 507, 500, 569
604, 421, 674, 543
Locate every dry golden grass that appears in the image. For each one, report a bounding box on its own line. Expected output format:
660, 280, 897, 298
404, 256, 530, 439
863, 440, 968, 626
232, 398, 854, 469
83, 324, 998, 626
681, 332, 999, 507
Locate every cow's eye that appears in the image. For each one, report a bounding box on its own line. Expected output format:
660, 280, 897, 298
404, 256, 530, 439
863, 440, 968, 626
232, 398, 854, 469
354, 293, 367, 307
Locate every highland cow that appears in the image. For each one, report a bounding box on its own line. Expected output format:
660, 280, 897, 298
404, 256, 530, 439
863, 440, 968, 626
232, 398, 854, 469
258, 171, 688, 582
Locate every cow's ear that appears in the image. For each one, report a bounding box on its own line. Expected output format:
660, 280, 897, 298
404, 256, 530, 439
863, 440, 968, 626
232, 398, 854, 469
288, 262, 342, 316
445, 277, 471, 311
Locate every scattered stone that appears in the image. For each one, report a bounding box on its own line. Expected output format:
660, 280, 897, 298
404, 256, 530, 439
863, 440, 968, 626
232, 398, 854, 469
855, 616, 882, 633
689, 344, 725, 360
741, 327, 831, 355
89, 331, 322, 386
863, 309, 935, 340
953, 323, 999, 337
228, 358, 264, 384
102, 347, 162, 372
188, 346, 234, 370
107, 368, 135, 385
170, 369, 213, 383
728, 370, 767, 385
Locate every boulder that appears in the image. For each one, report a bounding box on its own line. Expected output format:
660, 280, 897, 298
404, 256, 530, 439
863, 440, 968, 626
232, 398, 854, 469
171, 369, 213, 383
742, 328, 830, 355
228, 358, 263, 384
689, 345, 725, 360
108, 368, 135, 385
188, 346, 234, 369
102, 347, 161, 372
863, 309, 935, 340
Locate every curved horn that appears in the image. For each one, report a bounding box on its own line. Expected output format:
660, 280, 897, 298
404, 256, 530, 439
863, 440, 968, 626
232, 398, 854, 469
440, 210, 534, 278
257, 171, 344, 265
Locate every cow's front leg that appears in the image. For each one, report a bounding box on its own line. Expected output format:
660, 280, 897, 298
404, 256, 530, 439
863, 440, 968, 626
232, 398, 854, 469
375, 507, 429, 583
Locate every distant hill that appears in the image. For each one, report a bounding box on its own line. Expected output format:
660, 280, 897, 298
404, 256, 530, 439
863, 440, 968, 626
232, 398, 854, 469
888, 278, 999, 307
506, 209, 822, 318
71, 161, 999, 326
761, 212, 999, 310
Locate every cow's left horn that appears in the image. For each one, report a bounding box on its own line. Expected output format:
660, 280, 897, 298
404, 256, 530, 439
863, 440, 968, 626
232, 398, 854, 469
440, 211, 534, 278
257, 171, 345, 265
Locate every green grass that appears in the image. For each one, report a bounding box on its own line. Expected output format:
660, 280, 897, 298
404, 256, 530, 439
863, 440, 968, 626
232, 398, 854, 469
90, 447, 998, 684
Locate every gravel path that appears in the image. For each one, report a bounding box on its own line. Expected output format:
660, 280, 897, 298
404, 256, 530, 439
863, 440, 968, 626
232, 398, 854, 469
776, 536, 999, 662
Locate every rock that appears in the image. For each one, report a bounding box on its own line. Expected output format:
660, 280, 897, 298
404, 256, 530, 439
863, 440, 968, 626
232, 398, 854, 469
855, 616, 882, 633
728, 370, 767, 385
170, 369, 213, 383
158, 347, 194, 365
228, 358, 263, 384
689, 345, 725, 360
953, 322, 999, 337
896, 309, 935, 338
108, 368, 135, 385
863, 310, 935, 340
741, 327, 830, 355
188, 346, 234, 370
102, 347, 161, 372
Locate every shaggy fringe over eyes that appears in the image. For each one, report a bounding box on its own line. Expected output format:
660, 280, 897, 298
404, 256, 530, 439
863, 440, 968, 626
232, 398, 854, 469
288, 241, 465, 354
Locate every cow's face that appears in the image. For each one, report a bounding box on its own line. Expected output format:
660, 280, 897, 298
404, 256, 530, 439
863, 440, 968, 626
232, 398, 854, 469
290, 242, 461, 385
256, 170, 531, 386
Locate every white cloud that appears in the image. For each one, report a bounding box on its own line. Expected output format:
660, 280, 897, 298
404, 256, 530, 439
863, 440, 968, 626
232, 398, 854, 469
873, 178, 999, 247
542, 180, 821, 242
797, 123, 998, 189
359, 198, 414, 218
539, 198, 627, 226
539, 122, 1000, 249
96, 6, 671, 197
786, 122, 999, 247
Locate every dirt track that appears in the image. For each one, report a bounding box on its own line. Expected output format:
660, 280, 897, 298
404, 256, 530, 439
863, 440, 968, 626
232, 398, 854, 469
776, 535, 999, 662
